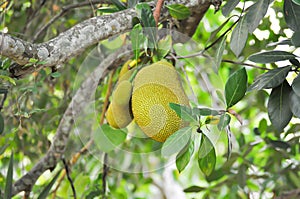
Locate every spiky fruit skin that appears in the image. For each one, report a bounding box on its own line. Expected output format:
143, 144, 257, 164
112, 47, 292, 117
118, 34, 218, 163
132, 61, 190, 142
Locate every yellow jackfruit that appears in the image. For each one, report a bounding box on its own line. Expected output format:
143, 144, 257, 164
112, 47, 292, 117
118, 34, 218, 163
106, 80, 133, 128
131, 61, 190, 142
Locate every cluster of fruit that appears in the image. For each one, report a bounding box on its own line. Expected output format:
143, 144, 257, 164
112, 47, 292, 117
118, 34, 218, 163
106, 60, 189, 142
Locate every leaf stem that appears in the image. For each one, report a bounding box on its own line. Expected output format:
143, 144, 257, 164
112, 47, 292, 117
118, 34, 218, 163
153, 0, 165, 26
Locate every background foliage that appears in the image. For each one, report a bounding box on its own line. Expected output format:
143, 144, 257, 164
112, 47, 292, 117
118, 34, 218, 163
0, 0, 300, 198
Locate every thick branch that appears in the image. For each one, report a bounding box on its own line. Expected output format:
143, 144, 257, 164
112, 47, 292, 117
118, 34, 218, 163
0, 0, 212, 78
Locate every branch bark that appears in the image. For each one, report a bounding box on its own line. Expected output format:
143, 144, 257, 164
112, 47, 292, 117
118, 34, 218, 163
0, 0, 212, 78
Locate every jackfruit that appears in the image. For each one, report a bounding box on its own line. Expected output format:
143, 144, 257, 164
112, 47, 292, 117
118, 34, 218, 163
131, 61, 190, 142
106, 80, 133, 128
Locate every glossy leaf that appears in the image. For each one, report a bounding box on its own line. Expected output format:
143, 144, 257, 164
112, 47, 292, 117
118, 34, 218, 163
248, 66, 291, 91
284, 0, 300, 31
217, 114, 231, 131
141, 7, 157, 48
176, 140, 194, 173
290, 91, 300, 118
292, 0, 300, 5
248, 50, 297, 63
225, 67, 248, 108
192, 107, 220, 116
37, 170, 62, 199
166, 4, 191, 20
198, 134, 216, 176
111, 0, 127, 10
0, 113, 4, 134
169, 103, 197, 123
157, 35, 172, 60
161, 126, 193, 157
93, 124, 127, 153
214, 36, 227, 71
244, 0, 270, 33
230, 17, 248, 57
130, 24, 144, 61
291, 31, 300, 47
4, 153, 13, 199
183, 185, 206, 193
267, 81, 293, 132
290, 59, 300, 67
292, 74, 300, 97
222, 0, 240, 17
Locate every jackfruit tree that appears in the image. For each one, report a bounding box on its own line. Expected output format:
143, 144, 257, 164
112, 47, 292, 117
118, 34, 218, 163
0, 0, 300, 198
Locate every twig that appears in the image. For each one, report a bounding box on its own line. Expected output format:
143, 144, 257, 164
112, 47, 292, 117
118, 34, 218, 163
32, 0, 108, 42
222, 59, 270, 70
153, 0, 165, 26
62, 157, 77, 199
51, 70, 116, 198
102, 153, 109, 198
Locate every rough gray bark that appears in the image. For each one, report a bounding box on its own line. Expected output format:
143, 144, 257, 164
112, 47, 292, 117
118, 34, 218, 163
0, 0, 213, 78
1, 0, 217, 196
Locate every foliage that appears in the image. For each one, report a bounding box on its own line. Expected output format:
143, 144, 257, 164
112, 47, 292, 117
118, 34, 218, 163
0, 0, 300, 198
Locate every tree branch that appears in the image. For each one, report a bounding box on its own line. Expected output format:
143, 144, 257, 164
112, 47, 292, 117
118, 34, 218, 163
32, 0, 111, 42
0, 0, 212, 78
11, 44, 132, 196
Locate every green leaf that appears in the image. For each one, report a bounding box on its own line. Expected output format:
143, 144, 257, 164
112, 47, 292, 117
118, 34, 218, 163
230, 17, 248, 57
222, 0, 240, 17
37, 170, 62, 199
267, 81, 293, 132
192, 108, 220, 116
284, 0, 300, 31
244, 0, 270, 33
161, 126, 193, 157
248, 51, 297, 63
292, 0, 300, 6
290, 91, 300, 118
157, 35, 172, 59
268, 139, 291, 150
130, 24, 144, 61
0, 113, 4, 134
291, 31, 300, 47
214, 36, 227, 71
111, 0, 127, 10
292, 74, 300, 97
93, 124, 127, 153
0, 75, 16, 85
290, 59, 300, 67
183, 185, 206, 193
248, 66, 291, 91
166, 4, 191, 20
97, 7, 119, 14
198, 134, 216, 176
217, 114, 231, 131
176, 140, 194, 173
140, 7, 157, 48
4, 153, 13, 199
50, 72, 61, 78
169, 103, 197, 123
225, 67, 248, 108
